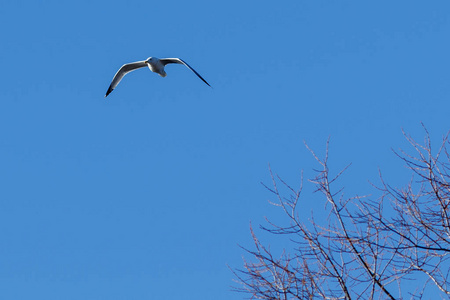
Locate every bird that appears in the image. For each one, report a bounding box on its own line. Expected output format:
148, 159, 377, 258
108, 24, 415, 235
105, 57, 210, 97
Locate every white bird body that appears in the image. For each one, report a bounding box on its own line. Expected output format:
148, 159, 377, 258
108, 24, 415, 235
146, 57, 166, 77
105, 56, 210, 97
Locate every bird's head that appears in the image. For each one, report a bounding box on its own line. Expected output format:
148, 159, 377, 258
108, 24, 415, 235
145, 57, 154, 63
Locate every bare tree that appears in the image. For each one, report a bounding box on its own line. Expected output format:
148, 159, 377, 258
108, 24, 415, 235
233, 127, 450, 299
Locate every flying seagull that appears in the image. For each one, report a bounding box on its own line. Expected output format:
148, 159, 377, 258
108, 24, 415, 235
105, 57, 210, 97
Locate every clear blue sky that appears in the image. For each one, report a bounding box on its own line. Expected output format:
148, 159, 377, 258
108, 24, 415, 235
1, 1, 449, 299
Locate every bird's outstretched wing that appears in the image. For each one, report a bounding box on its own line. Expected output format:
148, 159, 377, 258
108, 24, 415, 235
105, 61, 148, 97
160, 58, 210, 87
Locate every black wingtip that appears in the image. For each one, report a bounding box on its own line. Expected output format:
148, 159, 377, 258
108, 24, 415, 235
198, 76, 211, 87
202, 79, 211, 87
105, 87, 113, 98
